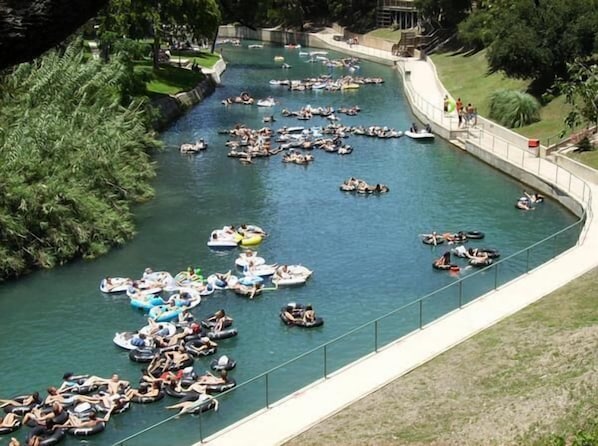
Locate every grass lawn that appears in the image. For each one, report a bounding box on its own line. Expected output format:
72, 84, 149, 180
431, 50, 570, 144
286, 267, 598, 445
366, 28, 402, 42
133, 60, 205, 96
170, 51, 220, 69
568, 149, 598, 171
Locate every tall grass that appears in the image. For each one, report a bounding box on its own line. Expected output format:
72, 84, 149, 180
488, 89, 541, 128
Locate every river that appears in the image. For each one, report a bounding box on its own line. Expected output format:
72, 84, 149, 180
0, 42, 578, 445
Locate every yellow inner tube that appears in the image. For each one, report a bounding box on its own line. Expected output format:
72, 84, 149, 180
240, 235, 263, 246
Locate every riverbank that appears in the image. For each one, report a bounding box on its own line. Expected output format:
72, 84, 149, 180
197, 27, 598, 446
150, 57, 226, 131
289, 267, 598, 445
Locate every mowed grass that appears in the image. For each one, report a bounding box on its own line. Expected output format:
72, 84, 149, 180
366, 28, 403, 42
286, 268, 598, 446
133, 60, 205, 96
170, 51, 221, 69
431, 50, 570, 144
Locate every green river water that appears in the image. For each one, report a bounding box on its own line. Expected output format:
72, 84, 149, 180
0, 42, 579, 445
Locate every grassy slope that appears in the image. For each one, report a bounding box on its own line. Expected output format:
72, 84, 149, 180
170, 51, 221, 69
286, 268, 598, 446
431, 50, 569, 144
133, 60, 205, 96
366, 28, 403, 42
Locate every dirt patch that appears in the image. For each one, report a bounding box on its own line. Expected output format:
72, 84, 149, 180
286, 269, 598, 445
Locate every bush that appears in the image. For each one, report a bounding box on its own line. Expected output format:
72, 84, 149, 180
113, 38, 152, 60
488, 89, 541, 128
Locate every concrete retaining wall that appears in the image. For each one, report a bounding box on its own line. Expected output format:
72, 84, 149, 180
466, 140, 584, 217
551, 153, 598, 185
218, 25, 397, 66
151, 76, 216, 131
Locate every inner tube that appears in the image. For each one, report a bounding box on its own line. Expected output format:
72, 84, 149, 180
0, 419, 21, 435
476, 248, 500, 258
27, 426, 65, 445
186, 398, 217, 415
205, 378, 237, 394
282, 316, 324, 328
131, 391, 165, 404
210, 356, 237, 371
469, 258, 493, 267
422, 236, 444, 245
164, 384, 187, 399
432, 262, 454, 271
447, 99, 456, 113
464, 230, 485, 240
201, 317, 233, 330
185, 339, 217, 357
129, 347, 158, 363
3, 395, 39, 415
207, 327, 238, 340
67, 421, 106, 437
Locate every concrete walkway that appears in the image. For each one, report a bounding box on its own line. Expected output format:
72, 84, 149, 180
197, 39, 598, 446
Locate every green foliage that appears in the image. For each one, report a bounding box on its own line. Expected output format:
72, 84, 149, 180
113, 38, 152, 60
488, 89, 541, 128
416, 0, 472, 30
0, 40, 160, 280
457, 7, 496, 50
99, 0, 221, 67
486, 0, 598, 89
576, 137, 594, 153
554, 60, 598, 131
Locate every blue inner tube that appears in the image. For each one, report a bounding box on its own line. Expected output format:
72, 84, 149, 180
465, 230, 485, 240
68, 421, 106, 437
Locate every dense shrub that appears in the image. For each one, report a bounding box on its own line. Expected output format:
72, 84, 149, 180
0, 40, 160, 279
488, 89, 541, 128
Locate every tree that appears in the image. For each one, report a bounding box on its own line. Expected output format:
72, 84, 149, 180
486, 0, 598, 92
416, 0, 472, 30
0, 0, 109, 70
0, 40, 159, 279
99, 0, 221, 67
555, 60, 598, 131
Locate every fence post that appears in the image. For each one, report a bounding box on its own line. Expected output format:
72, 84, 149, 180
555, 165, 559, 186
265, 373, 269, 408
568, 173, 572, 192
554, 234, 558, 257
459, 280, 463, 308
323, 345, 328, 379
494, 262, 499, 289
374, 320, 379, 352
199, 404, 204, 443
419, 299, 423, 329
526, 248, 530, 272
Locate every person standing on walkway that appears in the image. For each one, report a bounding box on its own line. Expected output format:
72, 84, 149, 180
443, 95, 449, 113
456, 98, 463, 114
